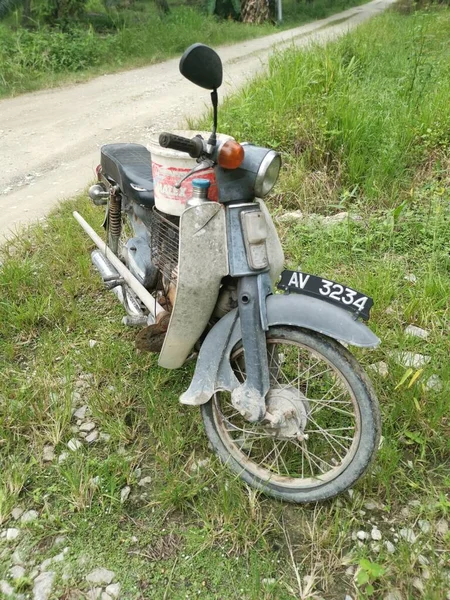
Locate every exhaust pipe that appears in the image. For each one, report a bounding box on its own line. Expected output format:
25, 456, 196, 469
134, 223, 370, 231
74, 211, 165, 321
92, 250, 148, 321
91, 249, 120, 282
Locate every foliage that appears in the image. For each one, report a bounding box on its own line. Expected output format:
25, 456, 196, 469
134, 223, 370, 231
0, 0, 369, 97
213, 6, 450, 211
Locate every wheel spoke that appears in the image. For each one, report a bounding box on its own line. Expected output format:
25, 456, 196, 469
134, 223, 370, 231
208, 333, 372, 492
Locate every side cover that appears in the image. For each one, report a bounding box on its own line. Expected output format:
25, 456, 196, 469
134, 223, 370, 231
180, 292, 380, 405
158, 202, 229, 369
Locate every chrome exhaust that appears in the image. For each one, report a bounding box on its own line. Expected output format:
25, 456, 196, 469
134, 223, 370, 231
74, 211, 165, 322
91, 249, 120, 282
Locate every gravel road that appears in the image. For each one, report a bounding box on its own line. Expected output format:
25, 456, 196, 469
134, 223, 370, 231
0, 0, 395, 240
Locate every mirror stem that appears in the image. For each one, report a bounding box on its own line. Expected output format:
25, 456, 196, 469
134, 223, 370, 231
208, 89, 218, 147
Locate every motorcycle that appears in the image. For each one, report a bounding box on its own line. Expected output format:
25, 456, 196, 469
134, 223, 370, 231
74, 43, 381, 503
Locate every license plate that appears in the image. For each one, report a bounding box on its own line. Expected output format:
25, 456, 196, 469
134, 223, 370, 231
277, 270, 374, 321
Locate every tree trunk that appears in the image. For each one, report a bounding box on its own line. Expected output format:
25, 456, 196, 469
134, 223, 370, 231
22, 0, 32, 27
241, 0, 269, 23
154, 0, 170, 14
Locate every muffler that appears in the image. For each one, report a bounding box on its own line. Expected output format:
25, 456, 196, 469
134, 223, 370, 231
91, 250, 147, 324
74, 211, 165, 322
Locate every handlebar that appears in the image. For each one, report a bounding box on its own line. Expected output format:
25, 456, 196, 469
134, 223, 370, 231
158, 132, 204, 159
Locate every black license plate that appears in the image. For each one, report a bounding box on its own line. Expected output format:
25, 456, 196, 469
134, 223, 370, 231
277, 270, 374, 321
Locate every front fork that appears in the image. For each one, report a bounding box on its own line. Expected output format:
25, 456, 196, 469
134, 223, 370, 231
231, 274, 272, 422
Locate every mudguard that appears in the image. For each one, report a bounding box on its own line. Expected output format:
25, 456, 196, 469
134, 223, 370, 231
158, 202, 228, 369
179, 292, 380, 406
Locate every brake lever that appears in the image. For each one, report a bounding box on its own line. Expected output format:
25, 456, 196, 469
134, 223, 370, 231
175, 159, 215, 189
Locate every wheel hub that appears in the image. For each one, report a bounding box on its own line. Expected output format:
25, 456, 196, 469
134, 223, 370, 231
264, 387, 309, 438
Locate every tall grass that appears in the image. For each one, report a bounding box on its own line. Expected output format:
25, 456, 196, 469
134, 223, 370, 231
0, 0, 368, 97
214, 6, 450, 211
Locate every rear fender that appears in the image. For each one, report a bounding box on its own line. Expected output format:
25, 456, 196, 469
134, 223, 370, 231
180, 293, 380, 406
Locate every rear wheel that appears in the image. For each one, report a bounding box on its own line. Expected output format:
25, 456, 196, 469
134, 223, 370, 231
201, 326, 381, 503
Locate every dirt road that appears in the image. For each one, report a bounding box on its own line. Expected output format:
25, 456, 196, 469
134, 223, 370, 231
0, 0, 395, 240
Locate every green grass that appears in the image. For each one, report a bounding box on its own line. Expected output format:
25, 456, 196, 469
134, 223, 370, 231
0, 0, 368, 98
205, 4, 450, 211
1, 4, 450, 599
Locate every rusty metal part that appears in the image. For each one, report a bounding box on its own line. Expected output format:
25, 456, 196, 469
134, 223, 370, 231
135, 312, 171, 352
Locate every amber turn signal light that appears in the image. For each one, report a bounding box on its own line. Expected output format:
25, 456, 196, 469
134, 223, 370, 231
218, 140, 245, 169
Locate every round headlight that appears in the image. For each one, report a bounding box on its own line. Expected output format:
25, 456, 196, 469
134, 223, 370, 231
254, 150, 281, 197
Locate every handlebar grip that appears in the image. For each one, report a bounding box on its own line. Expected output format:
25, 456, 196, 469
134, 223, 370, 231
158, 133, 203, 158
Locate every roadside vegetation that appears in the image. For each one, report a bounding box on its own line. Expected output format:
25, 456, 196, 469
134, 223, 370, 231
0, 0, 367, 97
0, 3, 449, 599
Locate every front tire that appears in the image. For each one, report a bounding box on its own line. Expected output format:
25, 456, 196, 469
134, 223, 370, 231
201, 326, 381, 503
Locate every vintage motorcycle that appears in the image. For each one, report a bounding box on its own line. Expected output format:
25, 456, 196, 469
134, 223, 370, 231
74, 43, 381, 503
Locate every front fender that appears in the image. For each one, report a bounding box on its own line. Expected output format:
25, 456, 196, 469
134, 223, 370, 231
180, 293, 380, 406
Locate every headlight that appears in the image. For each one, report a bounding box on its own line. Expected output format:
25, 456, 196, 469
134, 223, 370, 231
254, 150, 281, 197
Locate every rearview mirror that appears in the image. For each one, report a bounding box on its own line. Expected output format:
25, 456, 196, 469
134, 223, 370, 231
179, 43, 223, 90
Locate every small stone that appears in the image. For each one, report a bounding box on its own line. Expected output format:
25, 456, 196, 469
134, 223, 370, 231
89, 340, 97, 348
33, 571, 55, 600
384, 541, 395, 554
6, 528, 20, 541
425, 375, 443, 392
399, 528, 416, 543
418, 554, 429, 566
99, 433, 111, 442
105, 583, 120, 598
189, 458, 211, 472
40, 550, 66, 571
356, 531, 367, 541
404, 325, 429, 339
418, 520, 431, 534
86, 568, 115, 586
344, 595, 353, 600
86, 588, 102, 600
278, 210, 304, 223
404, 273, 417, 283
0, 580, 14, 597
384, 592, 403, 600
79, 422, 96, 432
21, 509, 38, 524
371, 543, 380, 552
368, 361, 389, 378
371, 528, 382, 541
12, 549, 25, 565
322, 212, 351, 225
101, 594, 113, 600
58, 452, 68, 464
436, 519, 448, 536
73, 405, 88, 420
421, 567, 430, 579
364, 500, 383, 511
68, 439, 82, 451
10, 565, 26, 579
11, 507, 24, 520
393, 352, 431, 369
412, 578, 424, 592
120, 486, 131, 504
85, 430, 99, 444
53, 535, 67, 547
42, 445, 55, 462
262, 578, 276, 586
137, 476, 152, 487
90, 476, 101, 487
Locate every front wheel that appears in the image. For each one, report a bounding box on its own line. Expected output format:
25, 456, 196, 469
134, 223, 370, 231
201, 326, 381, 503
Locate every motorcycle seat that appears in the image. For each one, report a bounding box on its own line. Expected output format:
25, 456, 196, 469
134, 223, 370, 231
100, 143, 155, 208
